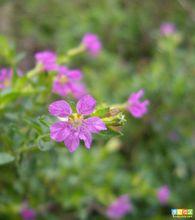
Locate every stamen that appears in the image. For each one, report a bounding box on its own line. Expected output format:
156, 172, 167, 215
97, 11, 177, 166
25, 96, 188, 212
59, 75, 68, 84
69, 113, 83, 128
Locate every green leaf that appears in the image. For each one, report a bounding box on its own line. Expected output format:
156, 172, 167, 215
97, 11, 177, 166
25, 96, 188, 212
0, 153, 15, 165
37, 134, 53, 151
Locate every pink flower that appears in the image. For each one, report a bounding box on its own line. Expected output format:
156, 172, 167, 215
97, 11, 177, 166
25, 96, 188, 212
49, 95, 107, 152
82, 33, 102, 56
21, 203, 36, 220
0, 68, 12, 90
157, 185, 170, 205
35, 51, 58, 71
160, 23, 176, 36
127, 89, 149, 118
52, 66, 87, 99
106, 195, 133, 219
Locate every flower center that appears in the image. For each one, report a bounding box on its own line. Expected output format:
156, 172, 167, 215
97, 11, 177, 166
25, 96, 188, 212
59, 75, 68, 84
69, 113, 83, 128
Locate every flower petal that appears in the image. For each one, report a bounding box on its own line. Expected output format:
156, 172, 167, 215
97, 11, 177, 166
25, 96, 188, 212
50, 122, 71, 142
79, 127, 92, 149
58, 66, 68, 74
76, 95, 96, 115
128, 89, 144, 103
52, 81, 70, 97
64, 132, 80, 153
84, 117, 107, 133
67, 69, 82, 80
49, 100, 72, 117
35, 51, 58, 71
69, 82, 87, 99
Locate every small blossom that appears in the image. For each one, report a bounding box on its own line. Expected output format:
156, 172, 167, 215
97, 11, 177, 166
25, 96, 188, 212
52, 66, 87, 99
106, 195, 133, 219
35, 51, 58, 71
0, 68, 13, 90
127, 89, 149, 118
160, 23, 176, 36
82, 33, 102, 56
157, 185, 170, 205
21, 203, 36, 220
49, 95, 107, 152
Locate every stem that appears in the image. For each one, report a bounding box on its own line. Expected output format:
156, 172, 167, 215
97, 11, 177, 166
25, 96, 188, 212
67, 44, 85, 57
18, 145, 38, 154
27, 63, 43, 78
58, 44, 86, 64
110, 103, 127, 111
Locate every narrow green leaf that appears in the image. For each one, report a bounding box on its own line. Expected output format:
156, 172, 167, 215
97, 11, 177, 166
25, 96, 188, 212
0, 152, 15, 165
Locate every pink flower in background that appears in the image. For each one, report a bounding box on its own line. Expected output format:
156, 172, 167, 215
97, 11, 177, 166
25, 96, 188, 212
35, 51, 58, 71
157, 185, 170, 205
82, 33, 102, 56
127, 89, 149, 118
52, 66, 87, 99
0, 68, 13, 90
21, 203, 36, 220
106, 195, 133, 219
49, 95, 107, 152
160, 23, 176, 36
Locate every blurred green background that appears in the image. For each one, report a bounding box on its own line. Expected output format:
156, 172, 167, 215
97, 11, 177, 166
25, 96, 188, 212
0, 0, 195, 219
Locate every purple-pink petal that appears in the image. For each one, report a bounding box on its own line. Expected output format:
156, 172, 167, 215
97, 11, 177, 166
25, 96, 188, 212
127, 101, 149, 118
52, 80, 70, 97
82, 33, 102, 56
84, 117, 107, 133
48, 100, 72, 117
160, 22, 176, 36
106, 195, 133, 219
67, 69, 83, 80
52, 67, 86, 99
69, 82, 87, 99
157, 185, 170, 205
50, 122, 71, 142
21, 208, 36, 220
57, 66, 68, 74
128, 89, 144, 102
76, 95, 96, 115
20, 203, 36, 220
64, 131, 80, 153
127, 89, 149, 118
35, 51, 58, 71
79, 127, 92, 149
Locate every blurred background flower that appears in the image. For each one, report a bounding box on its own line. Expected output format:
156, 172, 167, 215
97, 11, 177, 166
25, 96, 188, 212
160, 22, 176, 36
157, 185, 170, 205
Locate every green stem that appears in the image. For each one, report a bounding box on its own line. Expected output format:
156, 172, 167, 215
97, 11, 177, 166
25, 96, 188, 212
27, 63, 43, 78
110, 103, 127, 111
18, 145, 38, 154
58, 44, 86, 64
67, 44, 85, 57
